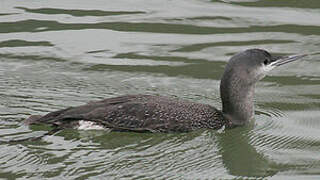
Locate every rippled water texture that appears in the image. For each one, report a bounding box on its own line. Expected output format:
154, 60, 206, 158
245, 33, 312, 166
0, 0, 320, 179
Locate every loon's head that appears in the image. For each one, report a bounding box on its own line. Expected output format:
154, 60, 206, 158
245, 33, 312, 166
220, 49, 307, 126
223, 49, 307, 85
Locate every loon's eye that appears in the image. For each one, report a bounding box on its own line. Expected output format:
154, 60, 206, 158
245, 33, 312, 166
263, 59, 269, 65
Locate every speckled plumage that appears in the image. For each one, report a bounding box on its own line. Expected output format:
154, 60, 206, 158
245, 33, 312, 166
27, 95, 232, 132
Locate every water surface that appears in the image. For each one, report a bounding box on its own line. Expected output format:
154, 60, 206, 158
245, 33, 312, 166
0, 0, 320, 179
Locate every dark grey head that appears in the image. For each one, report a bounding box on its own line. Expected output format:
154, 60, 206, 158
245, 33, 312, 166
220, 49, 307, 126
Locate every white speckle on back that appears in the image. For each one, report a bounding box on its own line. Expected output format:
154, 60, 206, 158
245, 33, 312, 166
77, 120, 105, 130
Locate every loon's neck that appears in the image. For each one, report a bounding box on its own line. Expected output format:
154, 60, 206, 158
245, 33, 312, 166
220, 66, 255, 126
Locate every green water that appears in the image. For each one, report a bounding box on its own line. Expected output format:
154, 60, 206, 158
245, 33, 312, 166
0, 0, 320, 179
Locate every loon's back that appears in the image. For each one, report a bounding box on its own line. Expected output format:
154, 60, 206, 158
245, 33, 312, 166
27, 95, 229, 132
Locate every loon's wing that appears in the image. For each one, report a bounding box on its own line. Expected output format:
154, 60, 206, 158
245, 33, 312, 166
26, 95, 224, 132
26, 95, 148, 127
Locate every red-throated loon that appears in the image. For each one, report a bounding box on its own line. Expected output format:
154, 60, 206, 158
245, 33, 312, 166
25, 49, 307, 133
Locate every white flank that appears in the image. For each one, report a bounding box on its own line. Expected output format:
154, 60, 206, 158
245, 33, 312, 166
77, 120, 105, 130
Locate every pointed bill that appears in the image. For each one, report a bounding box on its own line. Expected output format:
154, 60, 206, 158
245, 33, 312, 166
270, 54, 308, 67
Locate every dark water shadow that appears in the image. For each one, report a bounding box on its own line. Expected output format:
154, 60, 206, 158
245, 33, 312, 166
0, 39, 53, 48
85, 62, 225, 80
0, 13, 18, 16
94, 132, 190, 150
214, 0, 320, 9
172, 39, 295, 52
214, 125, 278, 178
0, 53, 66, 62
113, 53, 210, 63
0, 19, 319, 35
16, 7, 145, 17
48, 128, 203, 151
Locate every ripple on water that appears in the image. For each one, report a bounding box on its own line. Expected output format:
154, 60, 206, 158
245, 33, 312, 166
0, 143, 48, 176
29, 131, 225, 179
248, 110, 320, 174
0, 0, 320, 179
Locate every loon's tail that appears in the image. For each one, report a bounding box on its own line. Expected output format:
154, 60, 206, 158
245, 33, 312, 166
24, 115, 43, 125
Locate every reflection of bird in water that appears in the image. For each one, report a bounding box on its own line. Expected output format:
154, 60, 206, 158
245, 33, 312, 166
26, 49, 307, 133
